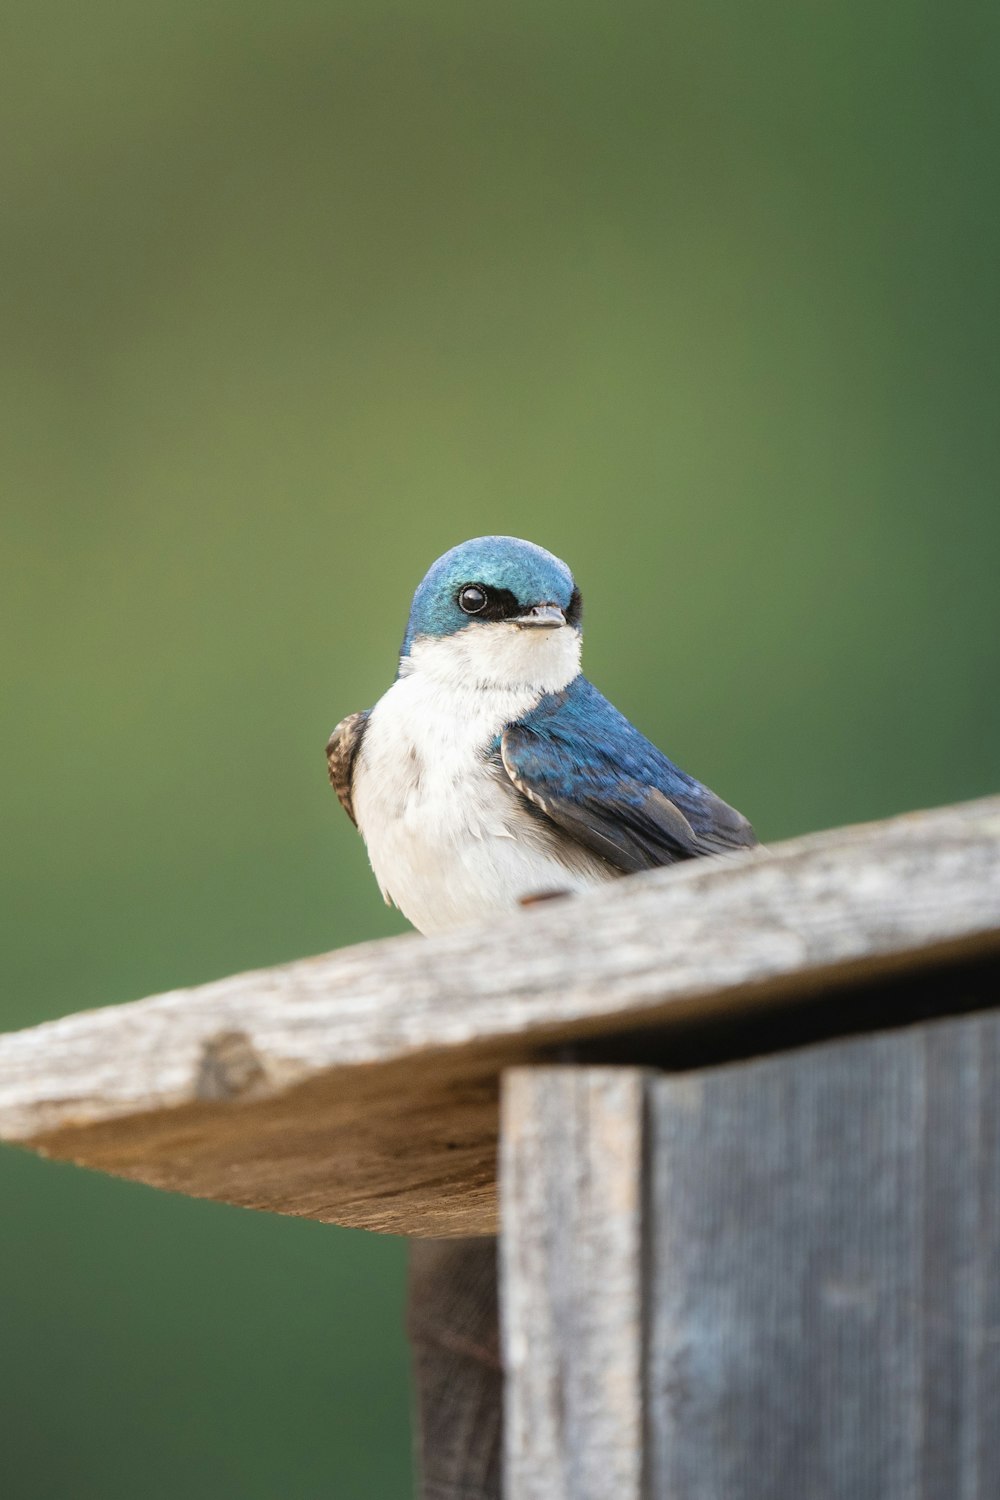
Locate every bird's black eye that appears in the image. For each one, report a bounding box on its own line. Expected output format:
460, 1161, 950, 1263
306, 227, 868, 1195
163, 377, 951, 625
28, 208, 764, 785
458, 584, 488, 615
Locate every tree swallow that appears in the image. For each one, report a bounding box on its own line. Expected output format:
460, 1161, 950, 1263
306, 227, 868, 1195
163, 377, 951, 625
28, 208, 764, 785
327, 535, 756, 935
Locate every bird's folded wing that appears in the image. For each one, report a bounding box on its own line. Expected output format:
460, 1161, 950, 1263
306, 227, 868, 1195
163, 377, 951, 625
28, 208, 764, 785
326, 710, 371, 826
500, 694, 756, 874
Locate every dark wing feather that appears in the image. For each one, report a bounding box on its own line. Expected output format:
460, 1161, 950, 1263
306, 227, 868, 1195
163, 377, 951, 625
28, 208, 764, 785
500, 678, 757, 875
326, 710, 370, 827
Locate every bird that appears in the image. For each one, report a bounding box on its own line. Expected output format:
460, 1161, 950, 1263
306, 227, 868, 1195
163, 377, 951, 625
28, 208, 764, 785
327, 535, 756, 935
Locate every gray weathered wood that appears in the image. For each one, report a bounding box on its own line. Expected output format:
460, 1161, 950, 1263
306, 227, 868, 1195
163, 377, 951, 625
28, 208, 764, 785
645, 1010, 1000, 1500
500, 1068, 646, 1500
408, 1239, 502, 1500
499, 1011, 1000, 1499
0, 796, 998, 1234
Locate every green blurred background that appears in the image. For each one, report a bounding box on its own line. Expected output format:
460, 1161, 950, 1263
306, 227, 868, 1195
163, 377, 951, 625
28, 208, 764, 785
2, 2, 998, 1495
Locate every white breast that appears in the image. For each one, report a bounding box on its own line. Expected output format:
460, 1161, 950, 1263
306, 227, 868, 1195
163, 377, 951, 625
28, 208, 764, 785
351, 623, 615, 934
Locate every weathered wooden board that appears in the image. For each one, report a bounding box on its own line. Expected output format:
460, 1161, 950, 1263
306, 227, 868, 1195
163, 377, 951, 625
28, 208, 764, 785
499, 1014, 1000, 1499
645, 1011, 1000, 1499
0, 796, 998, 1234
500, 1069, 646, 1500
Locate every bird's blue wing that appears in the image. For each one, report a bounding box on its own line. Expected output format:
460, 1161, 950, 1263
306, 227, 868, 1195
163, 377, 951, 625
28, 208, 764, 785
499, 677, 756, 874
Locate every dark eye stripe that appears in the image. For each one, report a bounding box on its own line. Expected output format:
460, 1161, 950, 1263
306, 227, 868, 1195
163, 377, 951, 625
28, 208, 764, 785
457, 585, 523, 621
457, 585, 578, 623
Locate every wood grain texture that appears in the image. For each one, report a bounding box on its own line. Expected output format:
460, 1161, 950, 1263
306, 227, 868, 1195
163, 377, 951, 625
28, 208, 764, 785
498, 1015, 1000, 1499
500, 1068, 647, 1500
408, 1239, 502, 1500
0, 796, 998, 1234
645, 1011, 1000, 1499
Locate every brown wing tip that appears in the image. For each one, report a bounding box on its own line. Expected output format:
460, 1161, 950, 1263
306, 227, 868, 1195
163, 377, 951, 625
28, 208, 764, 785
326, 711, 370, 826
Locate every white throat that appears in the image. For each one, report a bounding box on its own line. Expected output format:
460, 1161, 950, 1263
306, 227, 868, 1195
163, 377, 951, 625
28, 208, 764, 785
351, 619, 604, 934
402, 620, 582, 696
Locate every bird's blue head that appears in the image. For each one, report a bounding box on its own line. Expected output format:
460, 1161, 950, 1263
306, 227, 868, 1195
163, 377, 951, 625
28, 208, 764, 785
401, 540, 587, 690
401, 535, 580, 651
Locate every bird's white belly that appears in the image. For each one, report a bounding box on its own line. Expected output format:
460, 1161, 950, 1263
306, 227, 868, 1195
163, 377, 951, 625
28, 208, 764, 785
352, 670, 613, 935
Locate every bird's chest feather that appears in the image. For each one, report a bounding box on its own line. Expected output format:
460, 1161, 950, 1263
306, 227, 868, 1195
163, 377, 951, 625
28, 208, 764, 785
351, 673, 577, 932
349, 625, 614, 932
356, 676, 530, 839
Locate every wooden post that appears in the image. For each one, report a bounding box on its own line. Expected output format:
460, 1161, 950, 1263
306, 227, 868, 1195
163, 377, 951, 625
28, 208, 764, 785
500, 1010, 1000, 1499
408, 1239, 502, 1500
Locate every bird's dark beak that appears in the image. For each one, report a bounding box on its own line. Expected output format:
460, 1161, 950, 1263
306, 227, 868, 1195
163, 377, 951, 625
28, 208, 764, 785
513, 603, 566, 629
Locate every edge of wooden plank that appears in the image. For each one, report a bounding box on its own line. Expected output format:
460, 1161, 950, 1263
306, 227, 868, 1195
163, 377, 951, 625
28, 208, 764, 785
1, 795, 998, 1234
